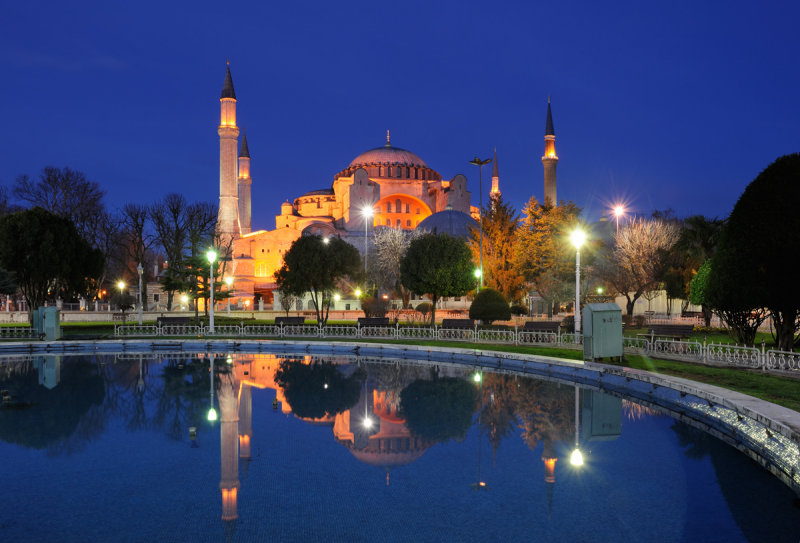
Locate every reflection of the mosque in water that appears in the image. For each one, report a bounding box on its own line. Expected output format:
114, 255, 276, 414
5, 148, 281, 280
0, 353, 637, 526
207, 354, 628, 526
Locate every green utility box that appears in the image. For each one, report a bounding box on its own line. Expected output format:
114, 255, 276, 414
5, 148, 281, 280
41, 306, 62, 341
582, 303, 622, 361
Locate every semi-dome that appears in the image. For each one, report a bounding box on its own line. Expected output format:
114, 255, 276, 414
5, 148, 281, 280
349, 142, 427, 168
417, 210, 477, 239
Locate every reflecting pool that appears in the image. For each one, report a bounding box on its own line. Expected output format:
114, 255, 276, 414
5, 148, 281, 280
1, 353, 799, 542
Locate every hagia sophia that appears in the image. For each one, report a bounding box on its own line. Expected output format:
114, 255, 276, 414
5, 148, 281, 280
217, 63, 558, 307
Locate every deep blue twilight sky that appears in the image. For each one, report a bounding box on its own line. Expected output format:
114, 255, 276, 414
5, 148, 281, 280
1, 0, 798, 226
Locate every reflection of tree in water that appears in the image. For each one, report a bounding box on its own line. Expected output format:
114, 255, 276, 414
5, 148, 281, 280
477, 374, 574, 455
400, 376, 478, 442
151, 357, 212, 440
0, 358, 104, 452
275, 358, 363, 419
671, 420, 800, 543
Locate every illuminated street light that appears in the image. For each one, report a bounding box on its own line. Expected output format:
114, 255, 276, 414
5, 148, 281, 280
469, 156, 492, 290
613, 205, 625, 235
117, 281, 125, 312
473, 268, 481, 291
354, 288, 361, 298
570, 229, 586, 337
207, 249, 217, 334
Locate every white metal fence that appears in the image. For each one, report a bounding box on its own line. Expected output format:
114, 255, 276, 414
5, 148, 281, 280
106, 323, 797, 376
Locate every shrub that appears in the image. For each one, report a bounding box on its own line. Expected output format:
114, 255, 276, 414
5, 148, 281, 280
361, 296, 389, 318
632, 315, 647, 328
510, 304, 528, 316
415, 302, 433, 324
561, 315, 575, 333
469, 288, 510, 325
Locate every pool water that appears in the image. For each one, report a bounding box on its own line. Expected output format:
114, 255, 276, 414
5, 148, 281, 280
1, 353, 799, 542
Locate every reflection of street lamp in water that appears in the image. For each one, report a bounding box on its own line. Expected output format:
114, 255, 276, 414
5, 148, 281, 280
470, 370, 488, 490
570, 385, 583, 467
207, 354, 217, 422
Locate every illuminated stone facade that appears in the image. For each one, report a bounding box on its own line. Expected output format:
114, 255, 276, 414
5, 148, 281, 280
217, 66, 473, 305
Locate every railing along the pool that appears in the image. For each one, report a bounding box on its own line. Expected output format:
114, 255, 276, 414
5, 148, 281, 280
106, 322, 800, 376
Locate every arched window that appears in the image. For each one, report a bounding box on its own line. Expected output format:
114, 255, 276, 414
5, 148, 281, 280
406, 167, 410, 177
385, 218, 390, 226
378, 166, 382, 176
386, 202, 391, 213
396, 219, 401, 227
387, 166, 392, 177
405, 203, 410, 213
406, 219, 411, 227
395, 199, 401, 212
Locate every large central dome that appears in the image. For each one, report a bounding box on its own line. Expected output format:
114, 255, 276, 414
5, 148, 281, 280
349, 139, 427, 168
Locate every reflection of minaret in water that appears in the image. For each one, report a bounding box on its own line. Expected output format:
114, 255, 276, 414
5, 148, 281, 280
542, 437, 557, 516
218, 371, 240, 526
238, 382, 253, 482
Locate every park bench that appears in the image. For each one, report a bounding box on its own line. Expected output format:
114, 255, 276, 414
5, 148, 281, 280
440, 318, 475, 329
357, 317, 390, 327
275, 316, 305, 326
157, 316, 193, 327
647, 324, 695, 340
522, 321, 561, 333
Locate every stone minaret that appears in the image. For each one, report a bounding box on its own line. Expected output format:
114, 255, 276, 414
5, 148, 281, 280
237, 130, 252, 235
490, 147, 500, 199
218, 62, 240, 246
542, 97, 558, 207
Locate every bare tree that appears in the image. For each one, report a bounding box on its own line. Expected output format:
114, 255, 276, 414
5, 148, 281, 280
373, 227, 425, 308
119, 204, 154, 307
150, 194, 189, 310
13, 166, 105, 243
595, 218, 680, 316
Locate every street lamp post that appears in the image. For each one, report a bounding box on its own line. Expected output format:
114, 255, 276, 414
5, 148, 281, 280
570, 229, 586, 339
469, 157, 492, 290
137, 263, 143, 325
116, 280, 125, 313
613, 205, 625, 235
207, 249, 217, 334
362, 205, 373, 284
474, 268, 481, 291
225, 276, 233, 316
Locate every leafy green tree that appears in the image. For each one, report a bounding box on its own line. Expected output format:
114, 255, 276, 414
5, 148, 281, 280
664, 215, 724, 320
400, 233, 474, 326
0, 207, 103, 321
707, 154, 800, 350
469, 288, 510, 324
275, 235, 361, 325
468, 194, 526, 303
514, 196, 582, 316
